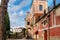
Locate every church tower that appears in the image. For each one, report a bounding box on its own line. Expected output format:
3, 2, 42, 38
30, 0, 48, 24
31, 0, 48, 15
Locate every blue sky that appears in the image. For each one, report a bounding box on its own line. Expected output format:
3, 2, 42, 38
7, 0, 53, 28
8, 0, 32, 28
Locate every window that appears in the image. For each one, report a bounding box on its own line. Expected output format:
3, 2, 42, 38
27, 22, 30, 25
42, 20, 47, 26
39, 5, 43, 11
44, 20, 47, 25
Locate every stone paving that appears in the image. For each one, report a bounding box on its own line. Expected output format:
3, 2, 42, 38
7, 38, 33, 40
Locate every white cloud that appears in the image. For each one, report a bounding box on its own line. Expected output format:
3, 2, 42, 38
9, 12, 18, 22
9, 12, 25, 28
12, 12, 17, 17
8, 0, 32, 12
19, 11, 24, 16
8, 0, 32, 28
9, 0, 16, 4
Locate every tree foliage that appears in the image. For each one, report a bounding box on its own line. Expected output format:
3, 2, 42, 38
5, 12, 10, 38
5, 12, 10, 31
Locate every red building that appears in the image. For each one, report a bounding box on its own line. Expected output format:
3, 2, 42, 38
25, 0, 60, 40
34, 4, 60, 40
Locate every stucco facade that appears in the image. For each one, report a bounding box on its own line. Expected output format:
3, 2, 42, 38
25, 0, 60, 40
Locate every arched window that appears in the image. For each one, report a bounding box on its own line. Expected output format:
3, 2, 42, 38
27, 22, 30, 25
39, 5, 43, 11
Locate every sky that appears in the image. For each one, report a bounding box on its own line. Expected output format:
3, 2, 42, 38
0, 0, 53, 28
8, 0, 33, 28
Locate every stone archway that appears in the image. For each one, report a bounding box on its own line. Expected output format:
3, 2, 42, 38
0, 0, 9, 40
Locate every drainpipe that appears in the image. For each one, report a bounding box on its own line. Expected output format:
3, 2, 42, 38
53, 0, 56, 25
48, 7, 50, 40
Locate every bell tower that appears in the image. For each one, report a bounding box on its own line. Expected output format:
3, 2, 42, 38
30, 0, 48, 24
32, 0, 47, 15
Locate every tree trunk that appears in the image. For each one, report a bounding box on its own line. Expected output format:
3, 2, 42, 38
0, 0, 9, 40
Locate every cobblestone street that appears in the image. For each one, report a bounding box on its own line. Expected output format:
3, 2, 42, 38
7, 39, 32, 40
